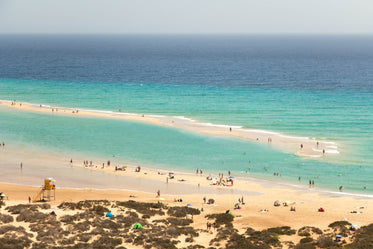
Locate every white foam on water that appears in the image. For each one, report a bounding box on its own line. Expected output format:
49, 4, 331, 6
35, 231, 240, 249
326, 149, 340, 154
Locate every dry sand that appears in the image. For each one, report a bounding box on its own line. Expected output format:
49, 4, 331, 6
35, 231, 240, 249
1, 162, 372, 233
1, 98, 371, 246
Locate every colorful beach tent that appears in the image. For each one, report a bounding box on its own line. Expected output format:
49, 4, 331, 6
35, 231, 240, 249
105, 212, 113, 218
133, 223, 143, 229
225, 210, 233, 216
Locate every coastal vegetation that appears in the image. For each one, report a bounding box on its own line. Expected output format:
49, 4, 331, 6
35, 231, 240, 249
0, 200, 372, 248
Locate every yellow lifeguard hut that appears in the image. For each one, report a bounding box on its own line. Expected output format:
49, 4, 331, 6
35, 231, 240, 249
32, 178, 56, 203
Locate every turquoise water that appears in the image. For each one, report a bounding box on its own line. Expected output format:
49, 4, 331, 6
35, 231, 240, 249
1, 79, 373, 194
1, 78, 373, 165
1, 35, 373, 195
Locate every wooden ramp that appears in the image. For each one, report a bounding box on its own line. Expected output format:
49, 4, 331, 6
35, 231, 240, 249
32, 187, 43, 203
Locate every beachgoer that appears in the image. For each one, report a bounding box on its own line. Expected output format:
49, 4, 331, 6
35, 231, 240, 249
70, 159, 73, 164
28, 196, 31, 203
312, 180, 314, 186
229, 127, 232, 132
228, 170, 231, 176
300, 144, 303, 149
298, 176, 301, 181
323, 149, 325, 155
20, 163, 22, 169
203, 196, 206, 203
157, 190, 160, 197
339, 186, 343, 192
316, 141, 319, 148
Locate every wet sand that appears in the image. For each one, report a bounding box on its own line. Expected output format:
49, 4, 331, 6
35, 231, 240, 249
0, 99, 338, 159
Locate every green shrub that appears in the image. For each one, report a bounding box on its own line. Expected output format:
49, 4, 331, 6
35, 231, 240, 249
91, 236, 122, 249
295, 243, 316, 249
16, 209, 49, 223
345, 223, 373, 249
267, 226, 296, 235
300, 237, 313, 243
298, 226, 323, 236
0, 213, 14, 223
166, 217, 193, 227
116, 201, 165, 216
328, 221, 351, 228
167, 206, 201, 218
0, 235, 32, 249
317, 235, 338, 248
205, 213, 234, 227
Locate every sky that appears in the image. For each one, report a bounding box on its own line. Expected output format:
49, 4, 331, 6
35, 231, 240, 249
0, 0, 373, 34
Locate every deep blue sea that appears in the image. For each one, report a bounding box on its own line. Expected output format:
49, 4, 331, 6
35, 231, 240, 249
0, 35, 372, 194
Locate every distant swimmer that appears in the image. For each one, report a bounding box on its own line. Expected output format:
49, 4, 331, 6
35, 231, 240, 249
339, 186, 343, 192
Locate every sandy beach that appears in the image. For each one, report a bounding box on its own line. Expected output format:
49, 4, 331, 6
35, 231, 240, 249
1, 99, 372, 248
1, 165, 373, 248
1, 161, 372, 232
0, 99, 338, 159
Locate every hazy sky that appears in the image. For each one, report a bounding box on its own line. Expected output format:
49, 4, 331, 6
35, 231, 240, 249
0, 0, 373, 34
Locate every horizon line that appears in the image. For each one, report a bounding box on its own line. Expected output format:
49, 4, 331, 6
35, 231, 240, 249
0, 32, 373, 36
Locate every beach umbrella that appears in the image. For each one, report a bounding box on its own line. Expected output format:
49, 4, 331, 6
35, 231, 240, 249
187, 204, 192, 207
229, 176, 235, 179
335, 235, 343, 238
105, 212, 113, 218
351, 224, 358, 228
132, 223, 143, 229
158, 198, 165, 201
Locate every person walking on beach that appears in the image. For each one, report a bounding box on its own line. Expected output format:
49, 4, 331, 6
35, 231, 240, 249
339, 186, 343, 192
20, 163, 22, 170
28, 196, 31, 203
157, 190, 160, 197
203, 196, 206, 204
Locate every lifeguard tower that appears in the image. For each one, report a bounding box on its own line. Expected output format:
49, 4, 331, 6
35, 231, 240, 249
32, 178, 56, 203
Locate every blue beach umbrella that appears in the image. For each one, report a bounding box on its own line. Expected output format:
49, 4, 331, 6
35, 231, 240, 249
229, 176, 235, 179
187, 204, 192, 207
105, 212, 113, 218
